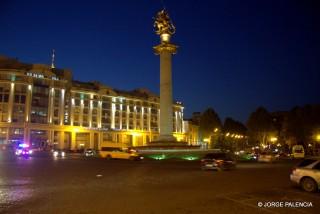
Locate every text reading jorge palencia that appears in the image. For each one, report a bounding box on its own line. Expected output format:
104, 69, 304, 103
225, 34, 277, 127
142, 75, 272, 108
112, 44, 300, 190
257, 201, 313, 208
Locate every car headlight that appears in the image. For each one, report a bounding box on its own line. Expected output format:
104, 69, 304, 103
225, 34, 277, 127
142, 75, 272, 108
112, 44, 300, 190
61, 152, 65, 157
53, 151, 58, 157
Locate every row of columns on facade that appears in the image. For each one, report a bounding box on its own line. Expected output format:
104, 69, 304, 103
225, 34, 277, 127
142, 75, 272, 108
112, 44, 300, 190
6, 82, 183, 132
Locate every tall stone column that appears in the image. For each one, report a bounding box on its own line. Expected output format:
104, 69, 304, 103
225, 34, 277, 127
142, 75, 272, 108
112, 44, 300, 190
8, 82, 14, 122
154, 43, 177, 141
59, 89, 65, 125
71, 131, 76, 150
153, 9, 178, 142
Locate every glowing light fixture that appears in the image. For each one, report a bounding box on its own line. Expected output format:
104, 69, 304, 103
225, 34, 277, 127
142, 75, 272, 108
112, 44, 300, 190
151, 154, 166, 160
270, 137, 278, 142
73, 128, 80, 132
131, 131, 142, 137
181, 155, 198, 161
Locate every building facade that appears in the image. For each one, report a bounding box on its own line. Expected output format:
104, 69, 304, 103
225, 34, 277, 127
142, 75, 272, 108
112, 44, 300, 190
183, 120, 199, 146
0, 56, 186, 150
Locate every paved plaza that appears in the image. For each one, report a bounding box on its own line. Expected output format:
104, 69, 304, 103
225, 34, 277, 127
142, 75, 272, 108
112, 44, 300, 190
0, 152, 319, 214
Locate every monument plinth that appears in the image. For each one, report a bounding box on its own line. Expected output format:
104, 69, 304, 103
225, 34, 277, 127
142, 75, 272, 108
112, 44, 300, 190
152, 9, 179, 143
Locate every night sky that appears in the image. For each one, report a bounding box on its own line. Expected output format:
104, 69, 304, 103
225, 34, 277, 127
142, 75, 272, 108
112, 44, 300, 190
1, 0, 319, 122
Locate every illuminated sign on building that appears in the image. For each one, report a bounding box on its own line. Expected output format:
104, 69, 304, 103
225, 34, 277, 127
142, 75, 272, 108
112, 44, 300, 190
26, 72, 59, 80
26, 72, 44, 78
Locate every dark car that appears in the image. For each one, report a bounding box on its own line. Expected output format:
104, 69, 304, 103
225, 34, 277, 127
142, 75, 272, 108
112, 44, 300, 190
201, 152, 236, 171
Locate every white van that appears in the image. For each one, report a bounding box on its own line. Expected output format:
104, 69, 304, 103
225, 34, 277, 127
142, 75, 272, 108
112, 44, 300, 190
292, 145, 305, 158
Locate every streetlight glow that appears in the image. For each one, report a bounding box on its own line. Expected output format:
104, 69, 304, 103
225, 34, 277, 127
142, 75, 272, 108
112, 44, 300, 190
270, 137, 278, 142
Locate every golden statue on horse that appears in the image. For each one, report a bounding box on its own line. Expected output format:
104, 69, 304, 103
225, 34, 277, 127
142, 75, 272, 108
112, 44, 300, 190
154, 9, 176, 36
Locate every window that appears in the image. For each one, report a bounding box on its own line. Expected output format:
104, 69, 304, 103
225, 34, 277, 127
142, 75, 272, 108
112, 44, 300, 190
313, 162, 320, 170
102, 102, 109, 109
3, 95, 8, 102
92, 101, 97, 108
75, 99, 80, 106
103, 133, 113, 141
54, 109, 59, 117
14, 95, 26, 103
297, 159, 318, 167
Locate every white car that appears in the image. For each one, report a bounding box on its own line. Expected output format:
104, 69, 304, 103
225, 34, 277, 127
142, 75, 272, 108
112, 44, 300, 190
290, 158, 320, 192
99, 147, 143, 160
52, 149, 66, 157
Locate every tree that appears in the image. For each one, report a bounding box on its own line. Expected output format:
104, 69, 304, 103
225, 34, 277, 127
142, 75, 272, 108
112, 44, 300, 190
199, 108, 222, 147
286, 105, 320, 147
221, 117, 247, 150
223, 117, 247, 134
246, 107, 275, 146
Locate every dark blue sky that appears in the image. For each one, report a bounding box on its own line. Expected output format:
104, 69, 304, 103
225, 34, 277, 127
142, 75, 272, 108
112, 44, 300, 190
1, 0, 319, 122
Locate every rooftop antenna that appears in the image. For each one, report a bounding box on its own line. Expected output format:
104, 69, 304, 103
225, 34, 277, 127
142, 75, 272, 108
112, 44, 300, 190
51, 49, 55, 69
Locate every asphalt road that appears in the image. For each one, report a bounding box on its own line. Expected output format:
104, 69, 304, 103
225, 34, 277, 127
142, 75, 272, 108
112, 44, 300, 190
0, 151, 319, 214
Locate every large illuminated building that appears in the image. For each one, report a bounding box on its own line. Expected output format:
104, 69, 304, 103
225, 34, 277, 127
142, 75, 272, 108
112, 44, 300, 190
0, 55, 187, 150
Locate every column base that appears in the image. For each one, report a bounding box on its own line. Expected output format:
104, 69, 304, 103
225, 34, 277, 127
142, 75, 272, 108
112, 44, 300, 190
156, 135, 176, 142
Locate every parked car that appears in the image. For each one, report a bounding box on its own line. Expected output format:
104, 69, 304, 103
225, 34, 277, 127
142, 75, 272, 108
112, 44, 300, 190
201, 152, 236, 171
258, 152, 277, 163
290, 158, 320, 192
84, 149, 96, 157
52, 149, 66, 157
99, 147, 143, 160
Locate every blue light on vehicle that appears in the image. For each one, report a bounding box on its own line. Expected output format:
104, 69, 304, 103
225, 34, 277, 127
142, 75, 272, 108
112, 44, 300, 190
18, 143, 29, 148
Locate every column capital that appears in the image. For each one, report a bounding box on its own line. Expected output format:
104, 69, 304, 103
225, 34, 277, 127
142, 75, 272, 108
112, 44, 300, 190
153, 43, 178, 55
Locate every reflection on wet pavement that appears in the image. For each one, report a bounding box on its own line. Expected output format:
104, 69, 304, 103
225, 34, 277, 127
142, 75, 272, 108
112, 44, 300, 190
0, 178, 34, 212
